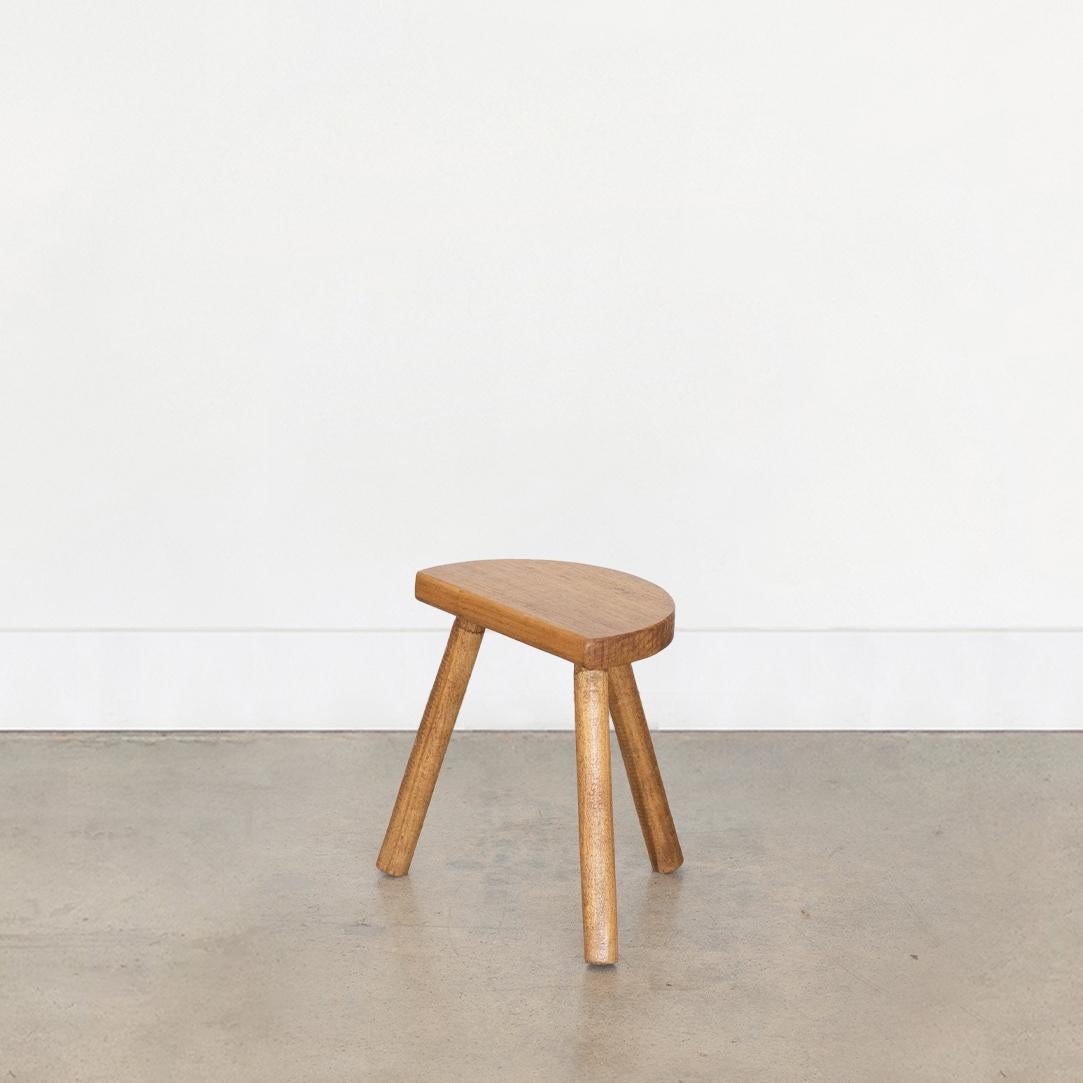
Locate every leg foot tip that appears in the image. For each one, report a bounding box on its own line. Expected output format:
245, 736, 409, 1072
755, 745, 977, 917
584, 940, 618, 965
375, 858, 409, 877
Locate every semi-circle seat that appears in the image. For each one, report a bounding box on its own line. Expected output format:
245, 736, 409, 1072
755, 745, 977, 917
415, 559, 675, 668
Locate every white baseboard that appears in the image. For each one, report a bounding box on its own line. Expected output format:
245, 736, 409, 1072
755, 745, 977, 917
2, 629, 1081, 729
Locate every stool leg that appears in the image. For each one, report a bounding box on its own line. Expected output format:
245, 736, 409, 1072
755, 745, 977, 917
574, 666, 618, 964
376, 618, 484, 877
608, 664, 684, 874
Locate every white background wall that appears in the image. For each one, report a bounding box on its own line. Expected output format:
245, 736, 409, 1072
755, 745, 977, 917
2, 2, 1081, 727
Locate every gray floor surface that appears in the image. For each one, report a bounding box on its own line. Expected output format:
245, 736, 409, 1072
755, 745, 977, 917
1, 731, 1080, 1082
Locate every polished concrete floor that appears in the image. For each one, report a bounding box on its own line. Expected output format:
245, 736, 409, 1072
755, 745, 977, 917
1, 731, 1080, 1081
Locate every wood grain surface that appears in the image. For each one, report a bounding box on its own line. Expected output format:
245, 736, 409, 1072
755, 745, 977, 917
376, 618, 484, 877
415, 559, 674, 668
609, 663, 684, 874
574, 666, 618, 964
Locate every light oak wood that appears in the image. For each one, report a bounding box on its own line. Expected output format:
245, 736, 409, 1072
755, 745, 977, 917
608, 664, 684, 874
376, 618, 484, 877
574, 666, 618, 964
416, 559, 674, 668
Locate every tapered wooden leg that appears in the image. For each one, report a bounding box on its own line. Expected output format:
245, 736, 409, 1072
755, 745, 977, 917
574, 666, 618, 965
376, 618, 484, 877
608, 664, 683, 874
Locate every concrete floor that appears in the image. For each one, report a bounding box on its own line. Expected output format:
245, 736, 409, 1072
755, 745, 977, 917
0, 732, 1080, 1082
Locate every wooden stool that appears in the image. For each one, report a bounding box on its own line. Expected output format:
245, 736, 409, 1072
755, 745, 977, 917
376, 559, 683, 964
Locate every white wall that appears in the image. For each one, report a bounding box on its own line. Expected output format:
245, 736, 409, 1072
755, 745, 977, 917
2, 2, 1081, 727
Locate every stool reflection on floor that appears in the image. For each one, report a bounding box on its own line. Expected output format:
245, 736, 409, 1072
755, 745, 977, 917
376, 559, 683, 965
